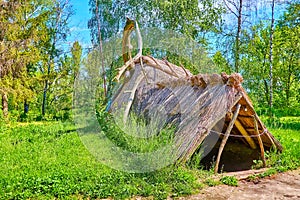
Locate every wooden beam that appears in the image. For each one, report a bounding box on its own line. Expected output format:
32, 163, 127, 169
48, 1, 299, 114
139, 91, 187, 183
234, 119, 257, 149
237, 115, 257, 119
253, 116, 266, 167
215, 104, 241, 174
123, 75, 144, 123
238, 93, 281, 151
254, 114, 276, 148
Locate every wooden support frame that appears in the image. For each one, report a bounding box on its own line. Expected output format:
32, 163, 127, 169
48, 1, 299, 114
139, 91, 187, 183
253, 116, 267, 167
239, 93, 279, 150
116, 20, 143, 82
215, 103, 241, 173
234, 119, 257, 149
145, 56, 179, 77
178, 93, 243, 163
123, 75, 144, 123
254, 113, 276, 148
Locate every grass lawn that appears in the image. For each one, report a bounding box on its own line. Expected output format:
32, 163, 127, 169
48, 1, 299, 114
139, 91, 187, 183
0, 117, 299, 199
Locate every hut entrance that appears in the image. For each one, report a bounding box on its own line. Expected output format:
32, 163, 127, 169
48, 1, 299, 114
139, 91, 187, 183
200, 137, 261, 172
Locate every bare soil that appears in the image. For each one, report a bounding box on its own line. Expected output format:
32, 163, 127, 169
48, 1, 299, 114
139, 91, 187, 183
179, 169, 300, 200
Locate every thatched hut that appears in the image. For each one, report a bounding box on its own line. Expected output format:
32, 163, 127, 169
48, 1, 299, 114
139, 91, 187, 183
109, 19, 282, 172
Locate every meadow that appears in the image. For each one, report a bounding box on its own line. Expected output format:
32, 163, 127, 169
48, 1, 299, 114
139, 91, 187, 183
0, 115, 299, 199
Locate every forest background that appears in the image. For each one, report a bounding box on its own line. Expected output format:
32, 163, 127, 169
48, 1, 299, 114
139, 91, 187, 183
0, 0, 299, 121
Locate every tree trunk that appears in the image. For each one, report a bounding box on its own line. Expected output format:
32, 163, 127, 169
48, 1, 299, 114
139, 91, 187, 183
42, 78, 48, 116
42, 37, 54, 116
24, 99, 29, 114
286, 66, 291, 107
235, 0, 243, 73
2, 93, 8, 118
269, 0, 275, 112
263, 79, 270, 104
95, 0, 107, 98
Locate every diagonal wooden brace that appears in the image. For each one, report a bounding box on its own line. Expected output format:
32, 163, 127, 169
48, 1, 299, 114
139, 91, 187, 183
215, 103, 241, 173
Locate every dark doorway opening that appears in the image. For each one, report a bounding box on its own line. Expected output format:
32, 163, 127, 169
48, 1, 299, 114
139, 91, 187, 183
200, 138, 261, 172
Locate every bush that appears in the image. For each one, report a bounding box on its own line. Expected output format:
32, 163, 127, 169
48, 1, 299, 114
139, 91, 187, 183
220, 176, 238, 186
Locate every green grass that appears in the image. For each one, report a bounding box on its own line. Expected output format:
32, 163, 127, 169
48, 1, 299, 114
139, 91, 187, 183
251, 115, 300, 175
220, 176, 238, 186
0, 122, 202, 199
0, 115, 299, 199
267, 127, 300, 171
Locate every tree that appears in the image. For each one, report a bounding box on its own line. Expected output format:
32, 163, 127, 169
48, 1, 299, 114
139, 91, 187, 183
269, 0, 275, 110
71, 41, 82, 81
0, 0, 53, 119
95, 0, 107, 97
88, 0, 225, 99
223, 0, 244, 72
41, 0, 73, 116
240, 24, 271, 105
89, 0, 224, 43
274, 2, 300, 107
237, 1, 300, 110
47, 41, 82, 120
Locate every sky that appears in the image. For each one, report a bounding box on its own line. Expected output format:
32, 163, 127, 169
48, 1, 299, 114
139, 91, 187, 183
67, 0, 92, 51
65, 0, 288, 54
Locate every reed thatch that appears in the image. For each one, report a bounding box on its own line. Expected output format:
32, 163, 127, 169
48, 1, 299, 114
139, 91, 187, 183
108, 19, 283, 172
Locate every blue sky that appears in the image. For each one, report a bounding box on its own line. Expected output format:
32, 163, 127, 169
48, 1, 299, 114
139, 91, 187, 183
67, 0, 92, 50
65, 0, 288, 54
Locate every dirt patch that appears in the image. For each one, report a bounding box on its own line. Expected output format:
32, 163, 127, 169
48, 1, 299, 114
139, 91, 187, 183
179, 169, 300, 200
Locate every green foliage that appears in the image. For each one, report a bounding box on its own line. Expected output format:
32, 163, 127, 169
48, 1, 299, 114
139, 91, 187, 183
256, 115, 300, 173
269, 128, 300, 171
204, 178, 221, 187
88, 0, 224, 45
248, 168, 277, 181
212, 51, 232, 74
213, 2, 300, 112
46, 41, 82, 121
0, 0, 55, 118
93, 109, 177, 174
0, 0, 77, 121
220, 176, 238, 187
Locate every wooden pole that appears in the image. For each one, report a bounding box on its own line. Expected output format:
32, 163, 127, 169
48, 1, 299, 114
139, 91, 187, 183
215, 103, 241, 173
254, 113, 276, 149
123, 75, 144, 123
178, 93, 243, 163
253, 116, 266, 167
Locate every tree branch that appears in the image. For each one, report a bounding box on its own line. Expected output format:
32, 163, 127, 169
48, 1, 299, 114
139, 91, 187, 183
223, 0, 238, 18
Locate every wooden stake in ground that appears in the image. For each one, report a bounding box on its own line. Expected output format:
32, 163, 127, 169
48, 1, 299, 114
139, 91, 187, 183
253, 116, 266, 167
215, 103, 241, 173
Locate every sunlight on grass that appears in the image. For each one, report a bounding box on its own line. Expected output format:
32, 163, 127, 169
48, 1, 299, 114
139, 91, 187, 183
0, 122, 199, 199
0, 116, 299, 199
